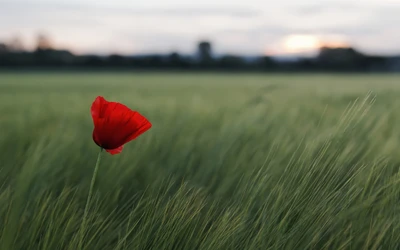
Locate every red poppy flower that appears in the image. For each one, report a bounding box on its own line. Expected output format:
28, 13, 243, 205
91, 96, 152, 155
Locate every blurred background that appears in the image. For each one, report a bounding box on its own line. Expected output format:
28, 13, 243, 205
1, 0, 399, 72
2, 1, 400, 249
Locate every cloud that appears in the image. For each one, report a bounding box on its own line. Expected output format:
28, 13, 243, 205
218, 25, 292, 36
1, 1, 262, 18
216, 23, 381, 38
290, 2, 360, 16
129, 8, 261, 18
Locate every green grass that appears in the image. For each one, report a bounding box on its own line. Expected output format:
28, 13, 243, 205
1, 72, 400, 249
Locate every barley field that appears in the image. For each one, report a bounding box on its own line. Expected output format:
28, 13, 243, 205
0, 72, 400, 250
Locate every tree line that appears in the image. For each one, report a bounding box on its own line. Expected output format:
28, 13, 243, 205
0, 36, 399, 72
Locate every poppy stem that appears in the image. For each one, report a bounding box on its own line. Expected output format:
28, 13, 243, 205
78, 147, 103, 249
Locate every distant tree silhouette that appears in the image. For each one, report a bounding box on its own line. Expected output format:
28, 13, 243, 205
387, 57, 400, 72
8, 36, 25, 52
30, 33, 77, 66
218, 55, 246, 69
168, 52, 181, 67
317, 47, 365, 71
36, 33, 53, 51
197, 41, 214, 68
108, 54, 128, 67
258, 56, 277, 71
81, 55, 105, 67
145, 55, 164, 68
166, 52, 191, 69
0, 43, 8, 54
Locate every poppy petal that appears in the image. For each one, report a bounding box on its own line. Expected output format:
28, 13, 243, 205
106, 146, 124, 155
92, 130, 102, 147
123, 114, 152, 144
91, 96, 107, 125
97, 104, 135, 148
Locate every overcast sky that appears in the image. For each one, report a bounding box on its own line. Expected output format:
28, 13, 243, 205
1, 0, 399, 55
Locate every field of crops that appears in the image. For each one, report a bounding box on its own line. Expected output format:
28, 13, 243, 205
1, 72, 400, 249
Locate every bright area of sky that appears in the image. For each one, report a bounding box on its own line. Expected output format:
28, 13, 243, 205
0, 0, 399, 56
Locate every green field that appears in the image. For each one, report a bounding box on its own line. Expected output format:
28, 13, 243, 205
1, 72, 400, 249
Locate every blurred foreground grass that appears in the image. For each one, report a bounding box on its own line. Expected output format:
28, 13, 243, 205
1, 72, 400, 249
